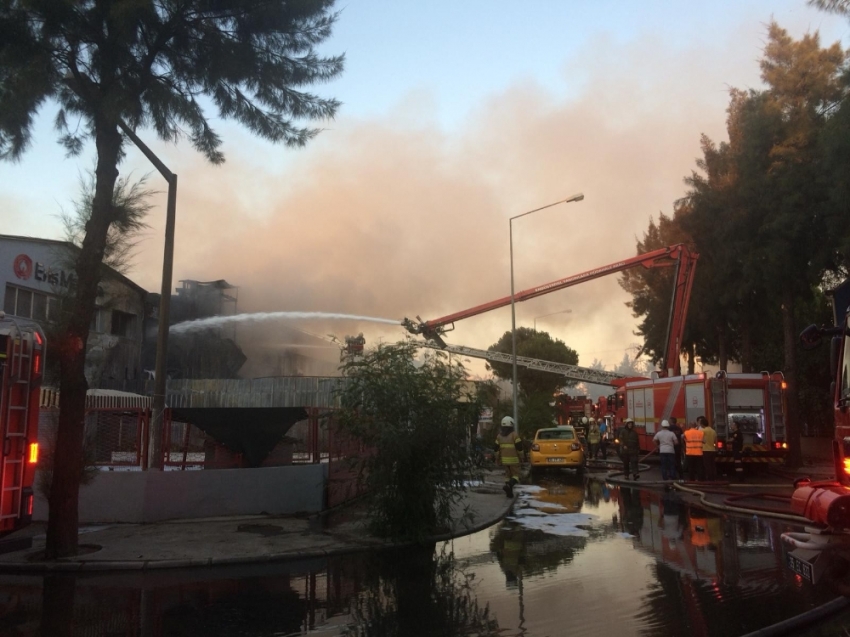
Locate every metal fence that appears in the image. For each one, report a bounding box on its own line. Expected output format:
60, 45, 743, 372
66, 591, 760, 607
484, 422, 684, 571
161, 413, 209, 470
37, 378, 368, 506
38, 406, 149, 470
86, 408, 148, 467
326, 416, 369, 509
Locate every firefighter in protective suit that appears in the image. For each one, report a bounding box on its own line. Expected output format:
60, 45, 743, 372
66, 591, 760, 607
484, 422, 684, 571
618, 418, 641, 480
495, 416, 523, 498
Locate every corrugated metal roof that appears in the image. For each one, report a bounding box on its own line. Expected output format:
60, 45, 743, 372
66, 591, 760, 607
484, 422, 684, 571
163, 377, 345, 408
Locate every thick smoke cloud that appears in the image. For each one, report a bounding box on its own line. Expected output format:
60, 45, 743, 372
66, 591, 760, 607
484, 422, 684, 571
120, 23, 816, 377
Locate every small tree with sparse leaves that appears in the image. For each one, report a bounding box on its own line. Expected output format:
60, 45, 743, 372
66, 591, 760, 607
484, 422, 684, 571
338, 341, 478, 542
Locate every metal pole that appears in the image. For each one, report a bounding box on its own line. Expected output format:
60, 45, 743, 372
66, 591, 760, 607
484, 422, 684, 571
510, 219, 518, 434
508, 194, 584, 436
114, 121, 177, 472
149, 174, 177, 470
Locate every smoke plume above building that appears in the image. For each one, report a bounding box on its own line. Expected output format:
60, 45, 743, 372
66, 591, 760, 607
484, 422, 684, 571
98, 21, 831, 376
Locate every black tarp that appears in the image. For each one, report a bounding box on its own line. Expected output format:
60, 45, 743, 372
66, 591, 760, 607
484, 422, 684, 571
171, 407, 308, 467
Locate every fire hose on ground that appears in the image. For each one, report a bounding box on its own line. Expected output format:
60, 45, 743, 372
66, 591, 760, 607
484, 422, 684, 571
599, 448, 815, 523
671, 482, 813, 524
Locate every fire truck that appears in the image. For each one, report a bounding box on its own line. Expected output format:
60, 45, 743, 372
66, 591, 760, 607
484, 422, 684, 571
404, 242, 789, 466
789, 279, 850, 529
777, 280, 850, 584
0, 316, 44, 534
605, 370, 788, 465
554, 394, 593, 427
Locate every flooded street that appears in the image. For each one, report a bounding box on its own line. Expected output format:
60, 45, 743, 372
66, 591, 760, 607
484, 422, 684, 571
1, 474, 842, 637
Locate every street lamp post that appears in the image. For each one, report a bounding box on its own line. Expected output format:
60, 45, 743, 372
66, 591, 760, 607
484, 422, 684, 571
115, 122, 176, 471
510, 193, 584, 434
533, 309, 573, 331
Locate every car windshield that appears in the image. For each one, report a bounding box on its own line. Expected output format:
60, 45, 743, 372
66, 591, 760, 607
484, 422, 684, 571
537, 429, 575, 441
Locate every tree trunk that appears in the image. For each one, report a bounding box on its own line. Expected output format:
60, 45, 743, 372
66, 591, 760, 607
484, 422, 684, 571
45, 121, 121, 558
686, 342, 696, 375
781, 290, 803, 468
740, 321, 753, 373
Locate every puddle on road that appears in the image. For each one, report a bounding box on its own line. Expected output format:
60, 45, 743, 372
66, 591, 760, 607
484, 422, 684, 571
511, 484, 597, 535
0, 475, 844, 637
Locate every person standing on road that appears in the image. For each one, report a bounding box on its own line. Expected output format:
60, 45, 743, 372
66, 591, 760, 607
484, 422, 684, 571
619, 418, 641, 480
598, 418, 609, 459
669, 417, 684, 479
700, 416, 718, 481
495, 416, 523, 498
653, 420, 679, 481
587, 419, 601, 461
683, 420, 705, 481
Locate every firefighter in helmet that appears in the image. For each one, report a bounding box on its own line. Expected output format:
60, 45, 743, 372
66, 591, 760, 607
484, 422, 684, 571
495, 416, 523, 498
619, 417, 641, 480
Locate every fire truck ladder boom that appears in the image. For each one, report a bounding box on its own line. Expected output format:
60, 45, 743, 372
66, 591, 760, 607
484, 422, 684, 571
419, 342, 626, 386
403, 243, 699, 376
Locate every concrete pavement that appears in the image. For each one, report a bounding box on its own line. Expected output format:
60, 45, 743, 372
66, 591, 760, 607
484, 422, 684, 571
0, 470, 515, 573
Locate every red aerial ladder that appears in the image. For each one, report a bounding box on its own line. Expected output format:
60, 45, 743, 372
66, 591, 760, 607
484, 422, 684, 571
403, 243, 699, 378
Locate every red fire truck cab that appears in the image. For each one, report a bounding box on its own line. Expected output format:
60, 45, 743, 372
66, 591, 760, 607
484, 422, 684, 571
608, 371, 787, 466
0, 317, 44, 534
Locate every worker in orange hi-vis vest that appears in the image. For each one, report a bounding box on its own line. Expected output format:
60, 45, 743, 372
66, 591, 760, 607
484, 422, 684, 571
495, 416, 523, 498
683, 420, 705, 482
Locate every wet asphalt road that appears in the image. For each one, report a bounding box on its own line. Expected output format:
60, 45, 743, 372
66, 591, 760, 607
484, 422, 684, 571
0, 469, 842, 636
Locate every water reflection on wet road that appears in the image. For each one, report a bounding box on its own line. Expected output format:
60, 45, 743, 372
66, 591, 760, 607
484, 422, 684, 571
456, 474, 838, 636
0, 473, 841, 636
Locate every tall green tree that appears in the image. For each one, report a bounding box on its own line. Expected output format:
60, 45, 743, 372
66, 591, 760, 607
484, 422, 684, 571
747, 23, 846, 465
679, 91, 780, 372
811, 0, 850, 273
0, 0, 343, 557
625, 23, 848, 465
486, 327, 579, 397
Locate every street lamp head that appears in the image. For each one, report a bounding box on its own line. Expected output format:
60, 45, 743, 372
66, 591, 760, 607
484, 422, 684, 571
566, 193, 584, 203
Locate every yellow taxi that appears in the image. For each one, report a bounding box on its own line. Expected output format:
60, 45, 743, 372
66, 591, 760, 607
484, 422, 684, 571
529, 426, 585, 475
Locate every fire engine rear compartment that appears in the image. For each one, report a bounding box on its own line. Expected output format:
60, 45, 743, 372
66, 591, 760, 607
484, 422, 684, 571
622, 372, 787, 463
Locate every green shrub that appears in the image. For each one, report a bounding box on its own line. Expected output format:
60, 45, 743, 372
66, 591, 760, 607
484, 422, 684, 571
338, 341, 478, 541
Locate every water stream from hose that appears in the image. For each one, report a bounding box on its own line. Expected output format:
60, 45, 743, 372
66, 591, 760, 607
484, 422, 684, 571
170, 311, 401, 335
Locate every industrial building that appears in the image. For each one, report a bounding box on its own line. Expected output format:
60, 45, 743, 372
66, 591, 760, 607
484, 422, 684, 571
0, 234, 150, 389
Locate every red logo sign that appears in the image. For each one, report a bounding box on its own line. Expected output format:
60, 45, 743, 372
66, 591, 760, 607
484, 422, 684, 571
13, 254, 32, 280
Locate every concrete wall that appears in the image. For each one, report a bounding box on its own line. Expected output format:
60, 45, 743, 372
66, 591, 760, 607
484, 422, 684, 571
33, 464, 327, 524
